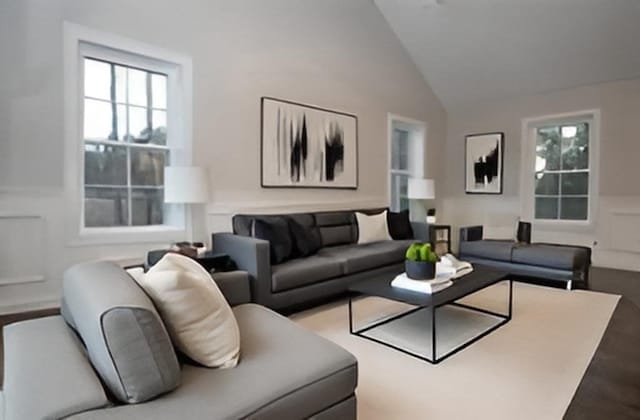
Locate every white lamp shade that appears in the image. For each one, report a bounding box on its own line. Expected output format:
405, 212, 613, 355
407, 178, 435, 199
164, 166, 210, 204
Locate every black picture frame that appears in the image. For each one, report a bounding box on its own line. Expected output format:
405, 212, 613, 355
260, 97, 358, 189
465, 132, 504, 194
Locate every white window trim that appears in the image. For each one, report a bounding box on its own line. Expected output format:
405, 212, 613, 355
64, 22, 193, 246
519, 109, 600, 231
387, 114, 427, 212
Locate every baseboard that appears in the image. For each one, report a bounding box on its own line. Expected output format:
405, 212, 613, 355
0, 297, 59, 316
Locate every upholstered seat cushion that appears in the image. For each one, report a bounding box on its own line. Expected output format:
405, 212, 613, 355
511, 244, 590, 270
271, 255, 344, 292
318, 240, 413, 275
70, 304, 358, 420
458, 240, 515, 262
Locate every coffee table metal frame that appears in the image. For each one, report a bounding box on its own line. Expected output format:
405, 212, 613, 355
348, 271, 512, 365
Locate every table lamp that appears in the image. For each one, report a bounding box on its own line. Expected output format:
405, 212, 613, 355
164, 166, 209, 242
407, 178, 436, 223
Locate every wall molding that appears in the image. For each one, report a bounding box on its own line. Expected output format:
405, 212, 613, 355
207, 197, 388, 216
0, 297, 59, 316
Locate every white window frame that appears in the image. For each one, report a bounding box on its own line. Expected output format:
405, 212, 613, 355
387, 114, 426, 212
520, 109, 600, 230
64, 22, 193, 245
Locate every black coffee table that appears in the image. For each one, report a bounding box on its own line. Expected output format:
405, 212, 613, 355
348, 265, 512, 364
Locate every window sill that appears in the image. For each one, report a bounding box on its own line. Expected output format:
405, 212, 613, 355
68, 225, 187, 247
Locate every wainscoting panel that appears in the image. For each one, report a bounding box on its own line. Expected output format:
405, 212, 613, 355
0, 214, 46, 285
609, 210, 640, 253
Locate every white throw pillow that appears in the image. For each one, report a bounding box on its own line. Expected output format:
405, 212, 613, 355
356, 211, 392, 244
483, 215, 520, 241
136, 253, 240, 368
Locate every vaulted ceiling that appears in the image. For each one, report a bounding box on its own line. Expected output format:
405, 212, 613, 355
375, 0, 640, 110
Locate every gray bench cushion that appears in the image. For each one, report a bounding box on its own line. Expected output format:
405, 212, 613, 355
3, 316, 109, 420
319, 240, 414, 275
69, 304, 358, 420
459, 240, 515, 261
272, 255, 344, 292
511, 244, 589, 270
63, 261, 180, 404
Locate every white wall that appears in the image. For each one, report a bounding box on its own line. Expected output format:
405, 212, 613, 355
442, 78, 640, 271
0, 0, 446, 312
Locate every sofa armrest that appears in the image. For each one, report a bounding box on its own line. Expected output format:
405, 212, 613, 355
460, 225, 483, 243
212, 270, 252, 306
3, 316, 109, 420
212, 232, 272, 306
411, 222, 428, 242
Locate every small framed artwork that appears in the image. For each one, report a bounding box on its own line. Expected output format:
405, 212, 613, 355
261, 97, 358, 189
465, 132, 504, 194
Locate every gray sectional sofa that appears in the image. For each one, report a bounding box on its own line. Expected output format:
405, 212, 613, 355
212, 209, 427, 312
459, 224, 591, 290
1, 261, 358, 420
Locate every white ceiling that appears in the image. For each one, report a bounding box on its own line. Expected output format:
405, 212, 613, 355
375, 0, 640, 110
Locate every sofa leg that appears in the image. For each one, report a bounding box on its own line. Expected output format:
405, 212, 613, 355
566, 280, 572, 291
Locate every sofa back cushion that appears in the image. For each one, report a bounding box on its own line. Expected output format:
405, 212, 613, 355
315, 211, 357, 246
233, 213, 314, 237
63, 261, 181, 404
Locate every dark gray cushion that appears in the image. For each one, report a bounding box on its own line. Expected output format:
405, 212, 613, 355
459, 240, 515, 261
70, 304, 358, 420
387, 210, 413, 240
314, 211, 355, 227
511, 244, 590, 270
319, 225, 354, 247
253, 217, 293, 264
233, 213, 314, 237
288, 217, 322, 258
319, 240, 413, 274
63, 261, 181, 404
271, 255, 344, 292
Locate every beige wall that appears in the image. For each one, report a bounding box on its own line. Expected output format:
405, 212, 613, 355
443, 78, 640, 271
0, 0, 446, 311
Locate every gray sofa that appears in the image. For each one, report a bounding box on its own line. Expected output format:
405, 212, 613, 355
212, 209, 427, 312
459, 224, 591, 290
0, 261, 357, 420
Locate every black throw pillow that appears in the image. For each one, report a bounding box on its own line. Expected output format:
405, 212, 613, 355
387, 210, 414, 240
288, 218, 322, 258
252, 218, 293, 265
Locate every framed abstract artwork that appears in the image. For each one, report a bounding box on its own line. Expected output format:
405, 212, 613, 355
261, 97, 358, 189
465, 132, 504, 194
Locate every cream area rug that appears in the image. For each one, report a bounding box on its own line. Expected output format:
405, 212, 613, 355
290, 282, 619, 420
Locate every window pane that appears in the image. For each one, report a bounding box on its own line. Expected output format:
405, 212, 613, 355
392, 129, 409, 170
84, 143, 127, 186
560, 197, 588, 220
535, 197, 558, 219
128, 68, 148, 107
151, 110, 167, 145
84, 99, 114, 140
129, 106, 150, 142
536, 126, 560, 170
152, 74, 167, 109
131, 148, 166, 186
115, 65, 127, 103
561, 123, 589, 170
132, 188, 164, 226
535, 173, 559, 195
84, 58, 111, 100
84, 187, 128, 227
561, 172, 589, 195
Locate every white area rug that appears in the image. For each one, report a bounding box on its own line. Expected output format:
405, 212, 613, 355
290, 282, 619, 420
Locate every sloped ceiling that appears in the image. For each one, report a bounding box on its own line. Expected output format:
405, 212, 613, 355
375, 0, 640, 110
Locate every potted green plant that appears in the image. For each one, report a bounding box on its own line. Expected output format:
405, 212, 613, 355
405, 243, 438, 280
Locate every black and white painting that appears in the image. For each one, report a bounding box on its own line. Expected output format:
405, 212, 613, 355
261, 97, 358, 189
465, 132, 504, 194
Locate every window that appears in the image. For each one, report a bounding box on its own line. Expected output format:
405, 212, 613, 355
83, 57, 169, 227
390, 128, 411, 212
521, 110, 598, 227
534, 123, 590, 220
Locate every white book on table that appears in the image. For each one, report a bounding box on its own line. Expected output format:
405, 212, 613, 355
438, 254, 474, 279
391, 272, 453, 294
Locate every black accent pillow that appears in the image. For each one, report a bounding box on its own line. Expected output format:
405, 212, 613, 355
252, 218, 293, 265
288, 218, 322, 258
387, 210, 414, 240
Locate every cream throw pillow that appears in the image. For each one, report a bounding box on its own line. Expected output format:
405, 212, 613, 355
356, 211, 392, 244
136, 253, 240, 368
